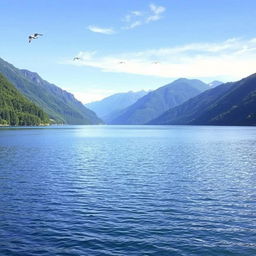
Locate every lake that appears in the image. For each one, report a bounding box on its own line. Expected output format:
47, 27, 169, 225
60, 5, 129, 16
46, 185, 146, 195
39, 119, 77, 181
0, 125, 256, 255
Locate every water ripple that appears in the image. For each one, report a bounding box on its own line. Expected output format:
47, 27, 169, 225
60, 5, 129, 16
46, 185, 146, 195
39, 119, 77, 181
0, 126, 256, 255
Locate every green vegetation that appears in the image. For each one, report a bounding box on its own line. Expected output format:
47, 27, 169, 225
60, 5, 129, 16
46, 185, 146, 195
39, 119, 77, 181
0, 58, 102, 125
0, 73, 49, 126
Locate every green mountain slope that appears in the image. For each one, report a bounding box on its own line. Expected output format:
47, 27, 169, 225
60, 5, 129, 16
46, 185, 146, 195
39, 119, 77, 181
0, 73, 49, 126
110, 78, 209, 125
0, 58, 102, 124
150, 73, 256, 126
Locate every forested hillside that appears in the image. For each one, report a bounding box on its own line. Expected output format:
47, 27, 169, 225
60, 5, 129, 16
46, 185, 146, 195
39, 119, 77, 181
0, 58, 102, 125
0, 73, 49, 126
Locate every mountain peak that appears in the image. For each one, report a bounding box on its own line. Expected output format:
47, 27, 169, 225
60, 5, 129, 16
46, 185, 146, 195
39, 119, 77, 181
0, 57, 102, 124
168, 78, 209, 92
110, 78, 208, 125
150, 72, 256, 126
86, 90, 148, 121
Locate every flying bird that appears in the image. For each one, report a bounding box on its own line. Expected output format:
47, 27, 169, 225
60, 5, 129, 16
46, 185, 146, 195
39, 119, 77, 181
73, 57, 81, 61
119, 61, 126, 64
152, 61, 160, 64
28, 33, 43, 43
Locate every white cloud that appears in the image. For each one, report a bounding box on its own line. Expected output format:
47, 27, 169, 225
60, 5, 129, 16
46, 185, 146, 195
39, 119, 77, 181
123, 4, 166, 30
87, 4, 165, 33
87, 25, 115, 35
146, 4, 165, 23
125, 21, 142, 30
131, 11, 143, 16
149, 3, 165, 14
66, 38, 256, 80
76, 51, 96, 60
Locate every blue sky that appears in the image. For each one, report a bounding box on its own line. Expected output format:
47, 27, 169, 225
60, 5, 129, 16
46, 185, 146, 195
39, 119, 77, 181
1, 0, 256, 103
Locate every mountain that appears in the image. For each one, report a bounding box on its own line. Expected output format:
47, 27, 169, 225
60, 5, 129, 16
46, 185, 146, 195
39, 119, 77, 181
208, 81, 223, 88
0, 73, 49, 126
0, 58, 102, 124
150, 73, 256, 126
86, 90, 148, 122
109, 78, 209, 125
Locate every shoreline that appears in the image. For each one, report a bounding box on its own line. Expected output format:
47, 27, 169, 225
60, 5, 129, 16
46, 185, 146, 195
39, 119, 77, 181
0, 123, 50, 127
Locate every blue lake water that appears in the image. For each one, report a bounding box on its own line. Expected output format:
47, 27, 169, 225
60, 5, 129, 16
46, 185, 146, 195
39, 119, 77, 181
0, 125, 256, 256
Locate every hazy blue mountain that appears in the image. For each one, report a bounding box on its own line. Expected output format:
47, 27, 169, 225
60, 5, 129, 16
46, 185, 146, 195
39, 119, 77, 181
86, 90, 147, 122
109, 78, 209, 125
0, 73, 49, 126
150, 73, 256, 126
0, 57, 102, 124
149, 82, 234, 125
208, 81, 223, 87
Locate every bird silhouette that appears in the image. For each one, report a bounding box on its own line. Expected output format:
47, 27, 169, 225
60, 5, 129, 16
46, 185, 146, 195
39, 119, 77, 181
28, 33, 43, 43
73, 57, 81, 61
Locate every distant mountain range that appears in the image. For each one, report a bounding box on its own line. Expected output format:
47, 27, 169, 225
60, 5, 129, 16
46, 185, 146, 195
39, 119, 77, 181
86, 90, 147, 123
208, 81, 223, 88
109, 78, 209, 125
0, 58, 102, 124
150, 73, 256, 126
0, 73, 49, 126
1, 57, 255, 127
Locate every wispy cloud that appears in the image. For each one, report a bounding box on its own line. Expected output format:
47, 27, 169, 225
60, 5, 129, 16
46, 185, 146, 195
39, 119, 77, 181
123, 4, 166, 30
131, 11, 143, 16
87, 25, 115, 35
128, 21, 142, 29
87, 4, 166, 33
75, 51, 96, 60
66, 38, 256, 80
146, 4, 166, 23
